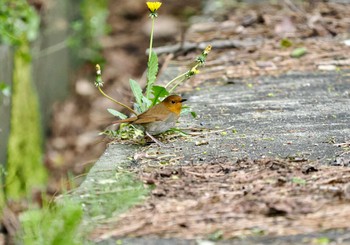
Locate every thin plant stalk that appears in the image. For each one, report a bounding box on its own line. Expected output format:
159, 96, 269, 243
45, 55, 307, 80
168, 77, 186, 94
148, 17, 155, 62
164, 71, 189, 88
167, 63, 200, 92
97, 87, 137, 116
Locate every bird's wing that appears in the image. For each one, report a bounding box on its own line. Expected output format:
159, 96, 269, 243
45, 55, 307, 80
113, 116, 138, 124
133, 104, 170, 124
133, 116, 158, 124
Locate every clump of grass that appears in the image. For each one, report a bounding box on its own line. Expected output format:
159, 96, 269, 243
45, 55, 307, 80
19, 200, 84, 245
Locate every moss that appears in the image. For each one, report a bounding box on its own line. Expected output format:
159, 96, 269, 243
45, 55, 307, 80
5, 41, 47, 199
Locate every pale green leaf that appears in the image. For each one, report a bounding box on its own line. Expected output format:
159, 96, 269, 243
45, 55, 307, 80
0, 82, 11, 97
180, 106, 191, 116
280, 38, 292, 48
129, 79, 143, 108
146, 51, 158, 98
141, 96, 152, 109
291, 47, 307, 58
292, 177, 306, 185
133, 103, 143, 114
107, 109, 127, 119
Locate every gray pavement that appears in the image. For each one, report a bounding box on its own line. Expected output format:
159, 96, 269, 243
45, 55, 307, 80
179, 71, 349, 165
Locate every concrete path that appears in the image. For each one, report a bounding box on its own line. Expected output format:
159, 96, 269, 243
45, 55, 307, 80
180, 71, 349, 165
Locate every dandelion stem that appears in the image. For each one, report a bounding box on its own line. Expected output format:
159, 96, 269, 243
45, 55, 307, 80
148, 17, 155, 62
97, 87, 137, 116
165, 63, 200, 92
168, 77, 187, 93
164, 71, 188, 88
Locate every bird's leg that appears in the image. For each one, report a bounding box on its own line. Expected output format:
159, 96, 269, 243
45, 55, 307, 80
145, 131, 166, 147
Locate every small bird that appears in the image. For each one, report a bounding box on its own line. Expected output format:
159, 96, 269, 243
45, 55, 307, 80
114, 95, 186, 145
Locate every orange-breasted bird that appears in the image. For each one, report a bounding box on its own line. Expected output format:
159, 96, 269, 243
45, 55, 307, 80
114, 95, 186, 145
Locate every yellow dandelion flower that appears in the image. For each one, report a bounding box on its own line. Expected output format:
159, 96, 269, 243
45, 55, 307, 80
146, 1, 162, 13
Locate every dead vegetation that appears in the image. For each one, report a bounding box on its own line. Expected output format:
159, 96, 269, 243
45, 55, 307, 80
92, 158, 350, 241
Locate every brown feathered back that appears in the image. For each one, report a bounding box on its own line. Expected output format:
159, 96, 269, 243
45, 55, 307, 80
114, 95, 186, 125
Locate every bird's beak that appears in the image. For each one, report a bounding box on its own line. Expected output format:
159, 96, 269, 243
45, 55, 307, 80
181, 99, 187, 102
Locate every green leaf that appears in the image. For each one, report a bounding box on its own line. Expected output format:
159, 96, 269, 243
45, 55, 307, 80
180, 106, 191, 116
314, 237, 330, 245
291, 177, 306, 185
190, 111, 197, 118
133, 103, 143, 114
141, 96, 152, 109
290, 47, 307, 58
0, 82, 11, 97
107, 109, 127, 119
151, 85, 169, 106
0, 0, 40, 46
19, 201, 83, 245
208, 230, 224, 241
129, 79, 144, 109
146, 51, 159, 98
167, 128, 189, 136
129, 79, 152, 112
280, 38, 293, 48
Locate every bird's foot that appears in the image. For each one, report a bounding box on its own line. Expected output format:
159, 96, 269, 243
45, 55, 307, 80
145, 131, 168, 147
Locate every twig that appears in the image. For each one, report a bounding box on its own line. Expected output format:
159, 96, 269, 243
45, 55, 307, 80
183, 126, 236, 136
333, 142, 350, 147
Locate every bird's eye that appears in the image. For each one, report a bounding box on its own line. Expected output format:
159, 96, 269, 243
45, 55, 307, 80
171, 100, 176, 104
